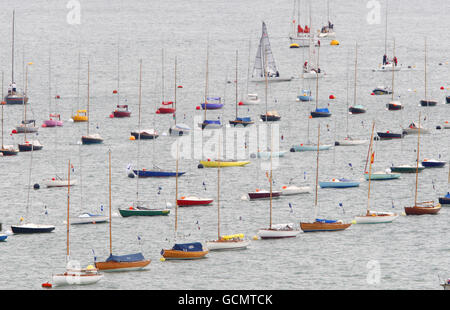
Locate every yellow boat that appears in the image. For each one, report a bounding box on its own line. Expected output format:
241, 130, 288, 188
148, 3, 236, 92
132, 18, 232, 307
199, 160, 250, 168
72, 109, 88, 122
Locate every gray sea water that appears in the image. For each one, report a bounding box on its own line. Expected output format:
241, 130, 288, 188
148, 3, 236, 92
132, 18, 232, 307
0, 0, 449, 290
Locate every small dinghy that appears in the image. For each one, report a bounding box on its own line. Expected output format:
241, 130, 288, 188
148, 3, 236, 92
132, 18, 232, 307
81, 133, 103, 145
44, 176, 76, 188
310, 108, 331, 118
439, 193, 450, 205
200, 97, 223, 110
229, 117, 254, 127
11, 222, 55, 234
364, 171, 400, 181
169, 123, 190, 136
131, 129, 158, 140
177, 196, 213, 207
113, 105, 131, 117
206, 234, 250, 251
52, 265, 103, 286
43, 114, 63, 127
296, 89, 313, 102
199, 159, 250, 168
118, 205, 170, 217
402, 123, 430, 135
18, 140, 43, 152
280, 185, 311, 196
354, 211, 399, 224
257, 223, 300, 239
260, 111, 281, 122
291, 144, 332, 152
319, 178, 360, 188
132, 168, 185, 178
372, 86, 392, 95
301, 219, 351, 232
421, 159, 446, 168
70, 213, 109, 225
241, 93, 261, 105
376, 131, 404, 140
386, 101, 403, 111
348, 105, 366, 114
198, 119, 222, 130
390, 164, 424, 173
334, 137, 367, 146
161, 242, 209, 260
72, 109, 88, 122
16, 120, 38, 133
156, 102, 176, 114
248, 189, 282, 200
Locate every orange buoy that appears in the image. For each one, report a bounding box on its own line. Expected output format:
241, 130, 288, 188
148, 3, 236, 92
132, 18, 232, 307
1, 101, 6, 105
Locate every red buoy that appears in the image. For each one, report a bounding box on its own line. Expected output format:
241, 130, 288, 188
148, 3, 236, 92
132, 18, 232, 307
42, 124, 47, 128
329, 95, 335, 99
196, 106, 200, 110
11, 129, 17, 134
109, 114, 114, 118
156, 110, 161, 114
55, 95, 60, 99
113, 90, 118, 94
238, 101, 244, 106
42, 282, 52, 288
177, 85, 183, 88
371, 93, 375, 96
441, 86, 445, 90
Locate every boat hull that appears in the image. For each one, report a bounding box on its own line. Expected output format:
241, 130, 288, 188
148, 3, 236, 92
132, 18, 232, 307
200, 103, 223, 110
156, 107, 176, 114
292, 144, 332, 152
113, 111, 131, 117
119, 209, 170, 217
257, 228, 300, 239
348, 107, 366, 114
81, 136, 103, 145
248, 191, 281, 200
11, 223, 55, 234
52, 273, 103, 286
43, 119, 63, 127
300, 222, 351, 232
438, 197, 450, 205
354, 213, 399, 224
404, 204, 441, 215
44, 179, 77, 187
319, 181, 359, 188
161, 249, 208, 260
177, 198, 213, 206
229, 120, 254, 127
377, 132, 404, 140
419, 99, 437, 107
205, 240, 250, 251
0, 234, 7, 242
4, 94, 28, 105
280, 186, 311, 196
130, 131, 158, 140
199, 160, 250, 167
260, 115, 281, 122
310, 111, 331, 118
364, 173, 401, 181
70, 215, 109, 225
95, 260, 150, 272
390, 166, 425, 173
18, 143, 43, 152
0, 148, 19, 156
133, 170, 185, 177
421, 161, 446, 168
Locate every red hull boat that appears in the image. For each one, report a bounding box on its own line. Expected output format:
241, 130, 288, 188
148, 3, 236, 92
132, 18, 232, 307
177, 197, 214, 206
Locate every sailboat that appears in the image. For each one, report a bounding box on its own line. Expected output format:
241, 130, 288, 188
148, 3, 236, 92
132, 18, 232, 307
300, 124, 352, 232
156, 49, 176, 114
310, 66, 330, 118
81, 61, 103, 144
95, 150, 151, 271
438, 165, 450, 205
386, 40, 404, 111
52, 160, 103, 286
112, 42, 131, 118
303, 12, 325, 80
348, 43, 366, 114
43, 50, 63, 127
4, 10, 28, 105
257, 125, 300, 239
289, 0, 315, 48
260, 48, 281, 122
419, 38, 437, 107
11, 144, 55, 234
72, 50, 88, 122
169, 57, 191, 136
206, 134, 250, 250
241, 38, 261, 105
161, 143, 209, 260
251, 22, 292, 83
404, 113, 441, 215
421, 158, 446, 168
230, 50, 254, 127
354, 122, 399, 224
373, 0, 402, 72
291, 115, 333, 151
198, 40, 223, 130
18, 63, 43, 152
0, 72, 18, 156
317, 0, 336, 39
120, 60, 171, 217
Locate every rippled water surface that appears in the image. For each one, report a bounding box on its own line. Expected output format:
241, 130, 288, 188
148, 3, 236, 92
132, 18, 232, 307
0, 0, 449, 290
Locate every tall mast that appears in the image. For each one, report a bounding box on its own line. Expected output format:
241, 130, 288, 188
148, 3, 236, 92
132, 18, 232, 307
314, 124, 320, 220
66, 159, 71, 260
269, 124, 273, 229
414, 112, 421, 206
366, 122, 375, 215
108, 149, 112, 255
136, 60, 142, 202
161, 48, 165, 106
345, 49, 350, 137
217, 134, 221, 239
424, 38, 428, 100
117, 40, 120, 107
235, 50, 238, 119
314, 70, 319, 110
174, 56, 177, 125
87, 61, 90, 135
11, 10, 15, 83
175, 142, 179, 235
392, 39, 395, 100
246, 36, 251, 96
204, 38, 209, 122
48, 49, 51, 115
1, 71, 4, 148
384, 0, 388, 56
77, 48, 80, 111
264, 49, 268, 115
353, 42, 358, 107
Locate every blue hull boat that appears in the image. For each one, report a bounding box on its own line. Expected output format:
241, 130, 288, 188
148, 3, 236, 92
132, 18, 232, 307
133, 170, 185, 178
0, 234, 7, 242
421, 160, 446, 168
297, 90, 313, 102
319, 179, 360, 188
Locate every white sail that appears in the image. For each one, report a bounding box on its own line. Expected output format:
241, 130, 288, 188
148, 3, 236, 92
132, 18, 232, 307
252, 22, 278, 78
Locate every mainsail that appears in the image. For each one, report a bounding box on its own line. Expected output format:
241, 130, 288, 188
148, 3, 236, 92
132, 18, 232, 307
252, 22, 278, 78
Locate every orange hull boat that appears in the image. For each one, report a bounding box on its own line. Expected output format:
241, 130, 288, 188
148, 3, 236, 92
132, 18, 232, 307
95, 259, 150, 271
161, 249, 208, 260
300, 221, 352, 232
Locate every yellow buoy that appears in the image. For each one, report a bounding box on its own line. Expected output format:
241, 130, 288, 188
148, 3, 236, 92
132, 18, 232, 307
86, 265, 95, 270
252, 235, 259, 240
160, 257, 166, 262
330, 40, 340, 46
351, 220, 356, 224
129, 136, 136, 140
290, 43, 300, 48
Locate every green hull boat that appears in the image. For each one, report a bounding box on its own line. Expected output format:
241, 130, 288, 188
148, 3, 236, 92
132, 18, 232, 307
364, 173, 401, 180
119, 208, 170, 217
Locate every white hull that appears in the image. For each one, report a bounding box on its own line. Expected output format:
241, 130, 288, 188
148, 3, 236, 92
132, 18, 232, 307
335, 139, 368, 146
70, 214, 109, 225
44, 179, 77, 188
257, 225, 300, 239
251, 76, 293, 83
373, 64, 402, 72
52, 273, 103, 286
318, 32, 336, 39
241, 96, 261, 105
169, 124, 191, 136
354, 212, 399, 224
205, 240, 250, 251
403, 128, 430, 134
280, 186, 311, 196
